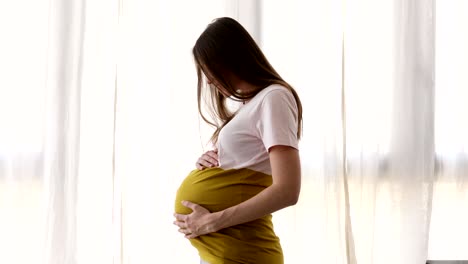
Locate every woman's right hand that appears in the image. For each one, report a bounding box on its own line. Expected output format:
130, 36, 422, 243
195, 149, 219, 170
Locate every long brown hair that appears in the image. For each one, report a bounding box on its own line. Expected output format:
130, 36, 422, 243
193, 17, 303, 145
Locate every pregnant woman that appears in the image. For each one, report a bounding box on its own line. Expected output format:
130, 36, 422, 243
173, 17, 303, 264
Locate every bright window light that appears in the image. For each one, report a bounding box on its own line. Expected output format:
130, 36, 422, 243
435, 0, 468, 158
0, 2, 48, 155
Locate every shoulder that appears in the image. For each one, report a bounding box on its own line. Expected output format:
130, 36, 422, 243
257, 84, 292, 97
257, 84, 297, 110
241, 84, 298, 118
254, 84, 296, 106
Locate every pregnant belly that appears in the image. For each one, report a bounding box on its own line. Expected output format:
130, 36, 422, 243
174, 168, 284, 264
174, 167, 272, 215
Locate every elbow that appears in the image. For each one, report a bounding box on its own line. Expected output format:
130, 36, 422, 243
289, 182, 301, 205
288, 192, 299, 206
272, 183, 301, 207
283, 188, 300, 206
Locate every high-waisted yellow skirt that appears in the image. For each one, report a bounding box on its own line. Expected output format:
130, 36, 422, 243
174, 168, 283, 264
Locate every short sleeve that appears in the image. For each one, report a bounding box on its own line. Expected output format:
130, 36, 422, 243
255, 88, 299, 151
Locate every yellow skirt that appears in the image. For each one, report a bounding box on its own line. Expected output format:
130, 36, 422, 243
174, 168, 283, 264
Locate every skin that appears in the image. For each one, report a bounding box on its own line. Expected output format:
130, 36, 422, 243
195, 149, 218, 170
173, 78, 302, 239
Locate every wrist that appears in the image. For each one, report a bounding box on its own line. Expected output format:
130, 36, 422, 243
209, 211, 226, 232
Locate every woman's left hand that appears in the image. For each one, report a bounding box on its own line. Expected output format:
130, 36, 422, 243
173, 201, 218, 239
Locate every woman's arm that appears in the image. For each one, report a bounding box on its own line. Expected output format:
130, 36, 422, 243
173, 145, 301, 239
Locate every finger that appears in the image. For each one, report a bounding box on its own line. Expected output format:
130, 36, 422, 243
178, 228, 190, 235
173, 213, 188, 221
197, 158, 215, 168
196, 158, 208, 169
173, 220, 187, 229
206, 150, 219, 160
200, 156, 218, 167
185, 233, 198, 239
205, 151, 219, 163
195, 161, 205, 170
181, 200, 200, 211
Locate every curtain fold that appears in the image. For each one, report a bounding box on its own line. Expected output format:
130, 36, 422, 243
387, 1, 434, 262
340, 1, 435, 263
74, 0, 119, 263
42, 0, 87, 262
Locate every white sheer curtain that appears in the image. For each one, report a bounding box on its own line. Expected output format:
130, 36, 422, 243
429, 0, 468, 260
346, 0, 434, 262
262, 0, 466, 263
1, 0, 467, 263
0, 0, 119, 263
0, 0, 87, 263
0, 1, 49, 263
42, 0, 86, 262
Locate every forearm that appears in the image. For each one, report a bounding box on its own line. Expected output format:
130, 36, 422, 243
212, 183, 298, 231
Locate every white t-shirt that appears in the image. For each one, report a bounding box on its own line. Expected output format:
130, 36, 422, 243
217, 84, 299, 175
